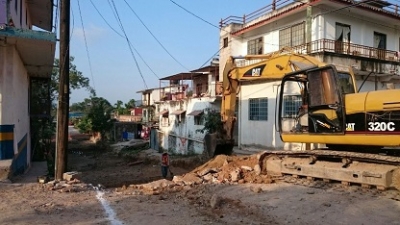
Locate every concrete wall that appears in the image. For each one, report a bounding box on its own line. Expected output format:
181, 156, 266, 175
157, 97, 220, 155
0, 46, 31, 169
8, 0, 31, 29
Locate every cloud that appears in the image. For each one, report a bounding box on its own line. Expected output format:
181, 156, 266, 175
72, 24, 108, 43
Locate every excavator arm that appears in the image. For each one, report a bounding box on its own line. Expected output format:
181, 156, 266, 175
220, 48, 326, 141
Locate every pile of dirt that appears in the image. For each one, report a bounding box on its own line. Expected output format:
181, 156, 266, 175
121, 154, 273, 196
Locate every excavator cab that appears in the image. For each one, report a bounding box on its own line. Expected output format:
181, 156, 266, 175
278, 66, 348, 141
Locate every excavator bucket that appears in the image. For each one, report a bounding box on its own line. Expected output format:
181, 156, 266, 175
203, 133, 234, 159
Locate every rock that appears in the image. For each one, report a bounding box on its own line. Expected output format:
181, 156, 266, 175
254, 164, 261, 175
172, 175, 184, 183
250, 186, 262, 193
230, 169, 241, 182
238, 179, 245, 184
198, 168, 220, 177
210, 194, 222, 209
182, 173, 203, 186
322, 202, 332, 207
202, 173, 214, 181
63, 171, 81, 181
241, 166, 253, 171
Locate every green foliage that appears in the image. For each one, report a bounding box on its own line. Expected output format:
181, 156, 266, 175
114, 99, 137, 115
196, 108, 223, 134
76, 97, 114, 139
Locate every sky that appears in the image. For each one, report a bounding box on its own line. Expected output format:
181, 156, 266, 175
62, 0, 270, 105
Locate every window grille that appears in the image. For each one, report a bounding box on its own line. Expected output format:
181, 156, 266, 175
283, 95, 302, 118
249, 98, 268, 121
247, 37, 263, 55
279, 22, 305, 48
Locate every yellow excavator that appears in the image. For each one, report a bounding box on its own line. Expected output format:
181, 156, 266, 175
205, 48, 400, 190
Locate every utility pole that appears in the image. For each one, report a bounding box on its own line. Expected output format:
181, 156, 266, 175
55, 0, 70, 180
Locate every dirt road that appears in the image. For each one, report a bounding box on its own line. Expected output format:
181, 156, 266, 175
1, 140, 400, 225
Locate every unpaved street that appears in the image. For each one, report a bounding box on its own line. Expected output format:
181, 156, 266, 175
1, 141, 400, 225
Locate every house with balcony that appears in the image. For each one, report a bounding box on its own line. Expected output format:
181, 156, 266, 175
219, 0, 400, 150
0, 0, 56, 179
144, 64, 224, 154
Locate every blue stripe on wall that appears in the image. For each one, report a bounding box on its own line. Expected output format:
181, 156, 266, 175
0, 125, 14, 132
0, 125, 14, 160
12, 133, 28, 176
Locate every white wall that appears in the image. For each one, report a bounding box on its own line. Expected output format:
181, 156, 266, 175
0, 46, 30, 162
239, 81, 305, 150
8, 0, 31, 29
158, 97, 219, 154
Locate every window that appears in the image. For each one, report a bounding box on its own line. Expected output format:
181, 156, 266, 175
335, 23, 351, 53
374, 32, 386, 59
223, 37, 228, 48
249, 98, 268, 121
279, 22, 305, 49
194, 113, 204, 125
247, 37, 263, 55
283, 95, 302, 118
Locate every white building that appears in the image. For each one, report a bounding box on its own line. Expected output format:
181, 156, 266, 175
219, 0, 400, 150
0, 0, 55, 178
142, 65, 224, 154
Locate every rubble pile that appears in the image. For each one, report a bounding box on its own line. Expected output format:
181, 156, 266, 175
44, 179, 91, 193
122, 154, 273, 195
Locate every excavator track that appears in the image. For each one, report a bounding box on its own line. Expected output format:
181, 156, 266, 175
257, 149, 400, 191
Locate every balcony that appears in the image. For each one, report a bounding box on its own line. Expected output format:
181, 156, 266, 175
290, 39, 399, 63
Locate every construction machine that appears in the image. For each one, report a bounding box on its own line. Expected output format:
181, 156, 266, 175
205, 48, 400, 190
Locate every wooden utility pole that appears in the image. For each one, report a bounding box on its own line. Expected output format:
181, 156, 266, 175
55, 0, 70, 180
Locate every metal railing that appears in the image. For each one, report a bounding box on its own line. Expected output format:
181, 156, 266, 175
290, 39, 399, 62
220, 0, 400, 28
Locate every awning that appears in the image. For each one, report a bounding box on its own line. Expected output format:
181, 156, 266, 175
187, 110, 203, 116
171, 110, 186, 115
160, 110, 169, 116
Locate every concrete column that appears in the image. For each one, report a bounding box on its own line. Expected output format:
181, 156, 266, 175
306, 6, 312, 53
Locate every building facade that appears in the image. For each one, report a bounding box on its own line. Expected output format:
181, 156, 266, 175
0, 0, 56, 178
140, 65, 224, 154
219, 0, 400, 150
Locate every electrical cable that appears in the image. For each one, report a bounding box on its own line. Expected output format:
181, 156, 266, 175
109, 0, 148, 89
77, 0, 96, 92
89, 0, 159, 79
123, 0, 190, 71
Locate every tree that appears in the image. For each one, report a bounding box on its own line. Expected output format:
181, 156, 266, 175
51, 57, 93, 102
30, 56, 93, 163
114, 100, 124, 116
77, 97, 114, 140
125, 99, 136, 109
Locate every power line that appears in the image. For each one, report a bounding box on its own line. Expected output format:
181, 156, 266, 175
77, 0, 96, 91
169, 0, 220, 29
109, 0, 148, 89
88, 0, 159, 79
123, 0, 190, 71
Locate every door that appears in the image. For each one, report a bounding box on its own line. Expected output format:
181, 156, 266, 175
278, 66, 345, 135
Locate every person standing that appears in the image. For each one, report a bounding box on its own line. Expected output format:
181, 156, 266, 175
161, 152, 169, 178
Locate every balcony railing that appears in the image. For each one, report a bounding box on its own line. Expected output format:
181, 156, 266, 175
290, 39, 399, 62
220, 0, 400, 28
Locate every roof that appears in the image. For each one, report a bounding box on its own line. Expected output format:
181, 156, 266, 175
170, 110, 186, 115
230, 0, 400, 36
159, 72, 205, 81
187, 110, 204, 116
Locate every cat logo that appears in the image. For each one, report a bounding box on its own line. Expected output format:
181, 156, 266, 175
252, 68, 261, 76
346, 123, 355, 131
317, 120, 331, 129
243, 64, 266, 77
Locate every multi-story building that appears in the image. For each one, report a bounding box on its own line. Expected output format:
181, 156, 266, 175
219, 0, 400, 150
0, 0, 56, 178
140, 64, 225, 154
